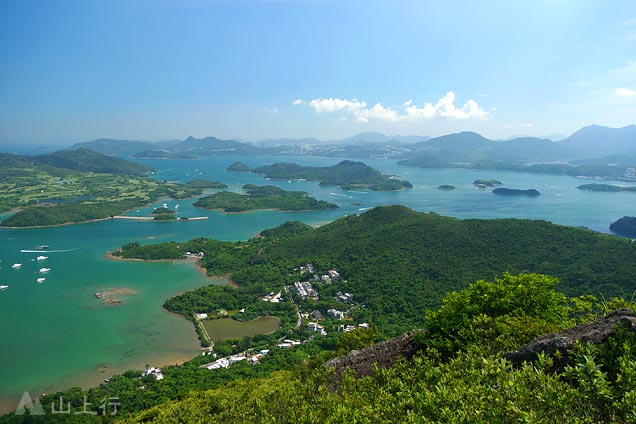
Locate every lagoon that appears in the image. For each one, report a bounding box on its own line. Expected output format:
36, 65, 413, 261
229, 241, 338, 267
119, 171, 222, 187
1, 154, 635, 413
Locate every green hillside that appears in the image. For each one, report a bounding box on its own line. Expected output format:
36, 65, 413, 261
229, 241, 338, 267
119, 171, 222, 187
193, 184, 338, 212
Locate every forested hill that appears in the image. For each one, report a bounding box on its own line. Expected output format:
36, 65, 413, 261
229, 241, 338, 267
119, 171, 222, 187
245, 160, 412, 191
34, 148, 153, 175
117, 205, 636, 336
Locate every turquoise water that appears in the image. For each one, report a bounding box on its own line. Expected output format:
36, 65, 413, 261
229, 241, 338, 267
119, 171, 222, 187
1, 154, 635, 412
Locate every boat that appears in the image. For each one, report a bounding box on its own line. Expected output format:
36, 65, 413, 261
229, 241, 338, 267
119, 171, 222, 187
35, 245, 50, 250
36, 278, 46, 284
0, 285, 8, 290
94, 291, 104, 299
11, 263, 22, 269
36, 256, 48, 261
38, 268, 51, 274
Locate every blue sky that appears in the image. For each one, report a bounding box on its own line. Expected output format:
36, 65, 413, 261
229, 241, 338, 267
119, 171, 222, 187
1, 0, 636, 144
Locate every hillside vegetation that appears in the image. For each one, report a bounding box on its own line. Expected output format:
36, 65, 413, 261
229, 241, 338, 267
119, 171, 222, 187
193, 184, 338, 212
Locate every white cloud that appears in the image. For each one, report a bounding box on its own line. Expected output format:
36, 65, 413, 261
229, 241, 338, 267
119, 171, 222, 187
615, 87, 636, 97
308, 98, 367, 114
298, 92, 490, 123
503, 123, 513, 129
521, 123, 534, 128
292, 99, 303, 105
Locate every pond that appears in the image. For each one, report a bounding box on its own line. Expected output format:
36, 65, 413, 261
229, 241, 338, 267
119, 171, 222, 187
203, 316, 281, 341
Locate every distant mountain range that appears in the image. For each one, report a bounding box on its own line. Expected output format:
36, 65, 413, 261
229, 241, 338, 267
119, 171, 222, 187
66, 124, 636, 167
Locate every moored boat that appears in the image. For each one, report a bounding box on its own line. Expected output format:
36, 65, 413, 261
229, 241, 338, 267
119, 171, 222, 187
0, 285, 8, 290
36, 256, 48, 261
37, 278, 46, 284
38, 267, 51, 274
11, 263, 22, 269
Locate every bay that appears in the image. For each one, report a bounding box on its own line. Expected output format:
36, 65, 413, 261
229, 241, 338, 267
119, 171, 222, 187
1, 154, 634, 413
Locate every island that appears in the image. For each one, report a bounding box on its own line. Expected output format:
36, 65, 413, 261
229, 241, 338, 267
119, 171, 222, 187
492, 188, 541, 196
473, 179, 502, 188
227, 161, 252, 172
193, 184, 338, 213
610, 216, 636, 238
577, 183, 636, 192
0, 149, 207, 227
152, 207, 177, 221
229, 160, 412, 191
437, 185, 457, 190
183, 180, 228, 190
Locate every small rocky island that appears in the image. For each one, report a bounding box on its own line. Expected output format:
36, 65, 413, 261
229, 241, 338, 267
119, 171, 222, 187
610, 216, 636, 238
437, 185, 457, 190
492, 188, 541, 196
473, 179, 502, 188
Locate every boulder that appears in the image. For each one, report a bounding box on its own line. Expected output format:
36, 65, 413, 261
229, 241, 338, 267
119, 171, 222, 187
504, 309, 636, 370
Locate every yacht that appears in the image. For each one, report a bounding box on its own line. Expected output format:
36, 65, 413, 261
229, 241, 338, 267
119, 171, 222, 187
36, 277, 46, 283
0, 285, 8, 290
11, 263, 22, 269
36, 256, 48, 261
38, 268, 51, 274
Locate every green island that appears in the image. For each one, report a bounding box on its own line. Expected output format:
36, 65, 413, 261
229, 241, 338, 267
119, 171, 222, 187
473, 179, 502, 188
7, 206, 636, 422
151, 207, 177, 221
437, 184, 456, 190
577, 183, 636, 192
492, 187, 541, 196
192, 184, 338, 213
0, 149, 211, 227
610, 216, 636, 238
183, 179, 228, 189
228, 160, 413, 191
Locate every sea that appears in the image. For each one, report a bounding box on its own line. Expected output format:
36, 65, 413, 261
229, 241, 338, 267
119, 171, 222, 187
1, 154, 635, 413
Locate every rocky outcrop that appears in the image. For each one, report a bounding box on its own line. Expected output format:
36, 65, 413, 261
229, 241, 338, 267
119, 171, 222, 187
325, 330, 423, 378
504, 309, 636, 370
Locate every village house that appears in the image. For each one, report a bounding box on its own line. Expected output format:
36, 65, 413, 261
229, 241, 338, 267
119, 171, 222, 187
327, 309, 345, 320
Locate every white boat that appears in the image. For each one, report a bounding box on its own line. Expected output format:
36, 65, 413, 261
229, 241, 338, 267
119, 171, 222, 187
11, 263, 22, 269
38, 268, 51, 274
0, 285, 8, 290
36, 256, 48, 261
36, 278, 46, 284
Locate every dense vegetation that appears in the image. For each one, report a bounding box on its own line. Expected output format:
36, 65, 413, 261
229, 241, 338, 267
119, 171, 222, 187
610, 216, 636, 238
437, 184, 456, 190
183, 179, 228, 189
192, 184, 338, 213
231, 160, 412, 191
577, 183, 636, 192
113, 206, 636, 337
226, 161, 252, 172
492, 187, 541, 196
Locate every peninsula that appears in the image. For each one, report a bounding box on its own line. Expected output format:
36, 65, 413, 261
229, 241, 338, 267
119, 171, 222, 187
0, 149, 210, 227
